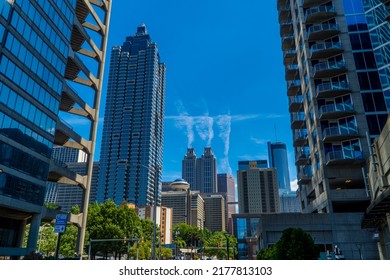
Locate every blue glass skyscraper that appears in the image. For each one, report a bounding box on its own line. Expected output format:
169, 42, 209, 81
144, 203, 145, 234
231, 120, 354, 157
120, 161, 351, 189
97, 24, 166, 207
268, 141, 291, 193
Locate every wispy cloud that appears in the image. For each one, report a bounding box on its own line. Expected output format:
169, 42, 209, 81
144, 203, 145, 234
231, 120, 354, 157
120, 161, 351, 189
216, 115, 232, 174
250, 137, 267, 145
166, 102, 285, 173
194, 115, 214, 147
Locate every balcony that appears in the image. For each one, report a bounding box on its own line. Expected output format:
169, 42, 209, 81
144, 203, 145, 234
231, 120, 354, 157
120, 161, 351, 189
313, 60, 347, 78
298, 165, 313, 184
296, 149, 311, 165
316, 81, 351, 98
293, 128, 308, 147
310, 42, 343, 59
280, 19, 293, 36
289, 95, 303, 112
307, 24, 340, 41
305, 6, 337, 24
325, 150, 365, 166
322, 126, 359, 142
319, 103, 355, 120
287, 80, 301, 96
278, 4, 291, 21
282, 34, 295, 51
285, 64, 299, 80
291, 112, 306, 129
283, 49, 297, 65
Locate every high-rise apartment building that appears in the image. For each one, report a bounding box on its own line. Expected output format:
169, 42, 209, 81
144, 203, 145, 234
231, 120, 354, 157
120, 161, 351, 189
268, 141, 291, 193
182, 147, 217, 193
97, 24, 166, 207
237, 161, 280, 213
0, 0, 111, 257
277, 0, 389, 216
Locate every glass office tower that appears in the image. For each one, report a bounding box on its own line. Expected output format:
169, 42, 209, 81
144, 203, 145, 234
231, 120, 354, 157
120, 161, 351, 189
0, 0, 111, 258
97, 24, 166, 207
268, 141, 292, 193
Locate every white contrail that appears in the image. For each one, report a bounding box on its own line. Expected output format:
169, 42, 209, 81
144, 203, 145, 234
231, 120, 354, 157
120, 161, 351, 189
195, 115, 214, 147
216, 115, 232, 174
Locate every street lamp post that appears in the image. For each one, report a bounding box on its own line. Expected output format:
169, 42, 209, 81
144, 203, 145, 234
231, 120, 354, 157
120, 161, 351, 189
197, 218, 203, 260
151, 165, 160, 260
224, 233, 230, 260
127, 163, 160, 260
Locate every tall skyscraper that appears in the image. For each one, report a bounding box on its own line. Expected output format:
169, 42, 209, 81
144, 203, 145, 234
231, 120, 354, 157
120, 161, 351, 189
182, 147, 217, 193
0, 0, 111, 258
237, 161, 280, 213
97, 24, 166, 207
268, 141, 291, 193
277, 0, 388, 227
203, 194, 226, 232
182, 148, 198, 191
217, 173, 236, 233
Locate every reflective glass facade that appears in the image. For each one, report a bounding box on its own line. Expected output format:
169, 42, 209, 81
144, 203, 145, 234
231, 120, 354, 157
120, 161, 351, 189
97, 25, 166, 207
232, 216, 260, 260
0, 0, 111, 257
267, 142, 291, 193
364, 0, 390, 108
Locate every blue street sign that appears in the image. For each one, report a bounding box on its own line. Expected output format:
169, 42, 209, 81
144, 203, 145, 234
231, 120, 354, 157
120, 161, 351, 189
54, 214, 68, 233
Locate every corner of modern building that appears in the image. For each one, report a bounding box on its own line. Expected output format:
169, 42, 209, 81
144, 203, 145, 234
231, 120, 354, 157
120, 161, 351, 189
276, 0, 390, 259
0, 0, 112, 258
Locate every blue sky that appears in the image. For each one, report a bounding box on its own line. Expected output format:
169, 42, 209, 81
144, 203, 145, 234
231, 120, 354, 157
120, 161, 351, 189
90, 0, 298, 190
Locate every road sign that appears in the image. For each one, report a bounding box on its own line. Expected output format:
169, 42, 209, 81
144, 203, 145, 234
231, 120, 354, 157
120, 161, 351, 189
54, 214, 68, 233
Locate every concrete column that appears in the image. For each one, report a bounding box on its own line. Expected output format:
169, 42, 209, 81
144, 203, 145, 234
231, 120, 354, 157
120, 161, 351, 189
26, 213, 41, 255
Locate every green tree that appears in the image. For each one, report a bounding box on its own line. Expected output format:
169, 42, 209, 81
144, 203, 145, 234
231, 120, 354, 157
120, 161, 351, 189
38, 224, 57, 256
204, 231, 236, 260
159, 246, 173, 259
86, 200, 143, 259
59, 224, 78, 258
257, 228, 320, 260
256, 245, 278, 260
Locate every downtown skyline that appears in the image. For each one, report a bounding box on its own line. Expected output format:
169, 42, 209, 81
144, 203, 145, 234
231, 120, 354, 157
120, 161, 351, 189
62, 0, 298, 189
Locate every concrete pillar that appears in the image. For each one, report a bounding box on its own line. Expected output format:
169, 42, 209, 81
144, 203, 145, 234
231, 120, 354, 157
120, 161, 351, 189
26, 213, 42, 255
